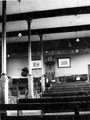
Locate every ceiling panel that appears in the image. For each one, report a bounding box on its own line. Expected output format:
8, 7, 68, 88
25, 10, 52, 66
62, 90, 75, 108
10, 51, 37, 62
0, 30, 89, 43
0, 14, 90, 32
0, 0, 90, 15
0, 0, 90, 43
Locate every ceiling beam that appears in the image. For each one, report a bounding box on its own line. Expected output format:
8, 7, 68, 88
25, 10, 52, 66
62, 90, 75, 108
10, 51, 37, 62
0, 24, 90, 37
0, 6, 90, 22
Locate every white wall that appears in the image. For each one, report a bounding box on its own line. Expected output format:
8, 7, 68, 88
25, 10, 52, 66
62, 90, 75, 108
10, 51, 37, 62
7, 52, 90, 78
55, 53, 90, 77
7, 57, 44, 78
7, 57, 28, 78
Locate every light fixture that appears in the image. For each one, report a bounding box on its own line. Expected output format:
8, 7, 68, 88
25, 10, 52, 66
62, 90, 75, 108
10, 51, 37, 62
75, 0, 81, 43
45, 51, 48, 54
18, 32, 22, 37
75, 31, 80, 42
69, 42, 71, 47
76, 0, 82, 23
68, 40, 71, 47
77, 15, 82, 23
76, 49, 79, 52
7, 54, 10, 58
76, 38, 80, 42
18, 0, 22, 37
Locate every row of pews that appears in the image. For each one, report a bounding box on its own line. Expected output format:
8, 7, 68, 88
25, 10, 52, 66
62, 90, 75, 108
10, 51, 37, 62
43, 81, 90, 97
1, 81, 90, 120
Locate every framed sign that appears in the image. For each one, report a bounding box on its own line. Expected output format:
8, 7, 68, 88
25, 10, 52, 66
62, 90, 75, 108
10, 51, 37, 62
58, 58, 71, 68
32, 60, 41, 69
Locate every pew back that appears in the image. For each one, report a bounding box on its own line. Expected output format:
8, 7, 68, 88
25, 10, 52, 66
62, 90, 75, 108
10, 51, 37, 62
1, 96, 90, 120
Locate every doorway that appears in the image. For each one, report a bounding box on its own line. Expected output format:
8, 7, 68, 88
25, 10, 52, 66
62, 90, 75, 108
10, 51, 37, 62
88, 64, 90, 82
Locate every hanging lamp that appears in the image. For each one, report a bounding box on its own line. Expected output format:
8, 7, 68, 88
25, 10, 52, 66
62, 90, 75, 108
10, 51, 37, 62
18, 0, 22, 37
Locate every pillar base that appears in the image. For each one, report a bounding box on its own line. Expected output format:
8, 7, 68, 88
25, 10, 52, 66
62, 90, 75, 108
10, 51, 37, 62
0, 74, 8, 104
0, 74, 5, 104
28, 74, 34, 98
41, 75, 45, 94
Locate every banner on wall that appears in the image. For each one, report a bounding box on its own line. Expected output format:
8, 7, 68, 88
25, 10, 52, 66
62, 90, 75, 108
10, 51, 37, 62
32, 60, 41, 69
58, 58, 71, 68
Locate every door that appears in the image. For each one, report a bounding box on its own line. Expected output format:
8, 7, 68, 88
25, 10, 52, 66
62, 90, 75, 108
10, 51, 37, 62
88, 64, 90, 82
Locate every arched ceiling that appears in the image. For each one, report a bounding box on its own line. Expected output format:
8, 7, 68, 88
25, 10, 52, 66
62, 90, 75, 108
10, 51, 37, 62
0, 0, 90, 43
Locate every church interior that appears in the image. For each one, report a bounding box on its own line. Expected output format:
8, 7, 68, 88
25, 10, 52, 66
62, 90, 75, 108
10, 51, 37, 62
1, 0, 90, 120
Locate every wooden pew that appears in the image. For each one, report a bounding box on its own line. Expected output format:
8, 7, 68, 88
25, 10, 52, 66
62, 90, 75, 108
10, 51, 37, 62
43, 82, 90, 98
43, 91, 89, 97
18, 96, 90, 103
2, 114, 90, 120
0, 102, 85, 114
1, 97, 90, 120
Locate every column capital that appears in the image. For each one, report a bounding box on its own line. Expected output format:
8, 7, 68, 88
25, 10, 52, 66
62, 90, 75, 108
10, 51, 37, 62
26, 18, 32, 24
39, 32, 43, 39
